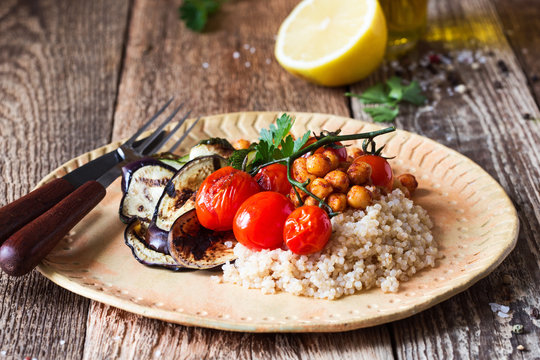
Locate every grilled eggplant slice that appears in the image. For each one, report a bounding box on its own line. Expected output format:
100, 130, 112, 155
124, 220, 183, 270
119, 159, 176, 223
189, 138, 234, 160
168, 209, 237, 269
152, 155, 227, 232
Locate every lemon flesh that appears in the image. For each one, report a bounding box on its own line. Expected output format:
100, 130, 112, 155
275, 0, 387, 87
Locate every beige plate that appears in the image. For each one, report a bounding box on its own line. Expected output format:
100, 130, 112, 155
37, 112, 518, 333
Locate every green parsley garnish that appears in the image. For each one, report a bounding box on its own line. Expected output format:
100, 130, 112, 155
346, 76, 426, 123
179, 0, 224, 32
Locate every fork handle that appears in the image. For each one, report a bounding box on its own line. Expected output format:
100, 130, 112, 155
0, 178, 75, 245
0, 181, 106, 276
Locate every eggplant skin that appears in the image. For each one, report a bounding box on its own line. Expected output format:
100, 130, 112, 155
124, 219, 185, 271
167, 209, 238, 269
153, 155, 227, 232
119, 159, 176, 224
145, 222, 170, 254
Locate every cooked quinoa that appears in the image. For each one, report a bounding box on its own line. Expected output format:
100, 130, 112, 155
220, 189, 437, 300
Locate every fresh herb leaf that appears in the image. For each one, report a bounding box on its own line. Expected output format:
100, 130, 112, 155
346, 83, 389, 104
345, 76, 426, 122
228, 149, 251, 170
292, 131, 310, 153
364, 106, 399, 123
401, 81, 426, 105
179, 0, 222, 32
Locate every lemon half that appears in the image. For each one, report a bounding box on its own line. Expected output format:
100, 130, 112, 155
275, 0, 387, 87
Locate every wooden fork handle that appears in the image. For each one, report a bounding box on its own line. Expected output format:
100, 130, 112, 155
0, 181, 106, 276
0, 178, 75, 245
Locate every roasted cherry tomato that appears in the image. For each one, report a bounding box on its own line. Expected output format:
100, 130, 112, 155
354, 155, 393, 192
254, 164, 292, 195
283, 205, 332, 255
196, 166, 260, 231
233, 192, 295, 250
302, 137, 347, 162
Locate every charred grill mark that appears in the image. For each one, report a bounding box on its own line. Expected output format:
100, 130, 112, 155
136, 177, 171, 187
173, 189, 194, 210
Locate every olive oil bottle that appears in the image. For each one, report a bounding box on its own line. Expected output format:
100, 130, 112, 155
379, 0, 428, 58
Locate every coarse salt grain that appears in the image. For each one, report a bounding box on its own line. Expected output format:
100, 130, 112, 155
454, 84, 467, 94
233, 51, 240, 59
244, 61, 251, 68
243, 44, 250, 50
250, 47, 256, 54
202, 62, 209, 69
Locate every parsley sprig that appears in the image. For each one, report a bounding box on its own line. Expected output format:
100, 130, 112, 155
179, 0, 224, 32
228, 114, 396, 216
346, 76, 426, 122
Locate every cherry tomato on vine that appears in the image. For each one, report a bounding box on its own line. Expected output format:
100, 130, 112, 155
302, 137, 347, 162
354, 155, 393, 192
254, 164, 292, 195
283, 205, 332, 255
233, 192, 295, 250
196, 166, 260, 231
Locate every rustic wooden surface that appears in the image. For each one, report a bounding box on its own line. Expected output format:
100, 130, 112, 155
1, 0, 539, 359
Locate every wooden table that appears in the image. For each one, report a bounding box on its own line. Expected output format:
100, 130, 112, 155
1, 0, 539, 358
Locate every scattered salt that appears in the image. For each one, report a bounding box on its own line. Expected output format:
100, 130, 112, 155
113, 336, 121, 341
244, 61, 251, 68
249, 47, 256, 54
490, 302, 510, 315
265, 58, 272, 65
517, 345, 525, 351
202, 62, 209, 69
154, 350, 162, 357
454, 84, 467, 94
0, 351, 6, 356
243, 44, 250, 50
59, 340, 65, 346
233, 51, 240, 59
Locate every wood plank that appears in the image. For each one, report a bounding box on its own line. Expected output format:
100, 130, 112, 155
493, 0, 540, 106
0, 0, 130, 358
84, 0, 394, 359
349, 0, 540, 358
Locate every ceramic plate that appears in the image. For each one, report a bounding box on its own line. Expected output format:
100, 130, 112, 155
36, 112, 518, 332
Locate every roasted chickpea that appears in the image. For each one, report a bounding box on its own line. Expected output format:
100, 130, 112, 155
306, 153, 333, 177
347, 186, 373, 209
303, 196, 319, 206
324, 170, 350, 193
327, 193, 347, 212
289, 187, 307, 207
397, 174, 418, 195
292, 158, 317, 184
348, 147, 364, 160
347, 161, 372, 185
322, 149, 339, 171
308, 178, 333, 199
232, 139, 251, 150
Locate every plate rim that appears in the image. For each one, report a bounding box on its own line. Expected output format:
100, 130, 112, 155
36, 111, 519, 333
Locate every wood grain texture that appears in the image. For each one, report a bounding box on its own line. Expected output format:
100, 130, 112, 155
0, 0, 129, 358
84, 0, 393, 359
493, 0, 540, 107
110, 0, 350, 141
349, 0, 540, 359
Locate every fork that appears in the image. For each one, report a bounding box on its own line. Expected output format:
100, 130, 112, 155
0, 100, 200, 276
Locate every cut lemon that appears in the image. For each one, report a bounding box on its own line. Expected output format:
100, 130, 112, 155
275, 0, 387, 87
